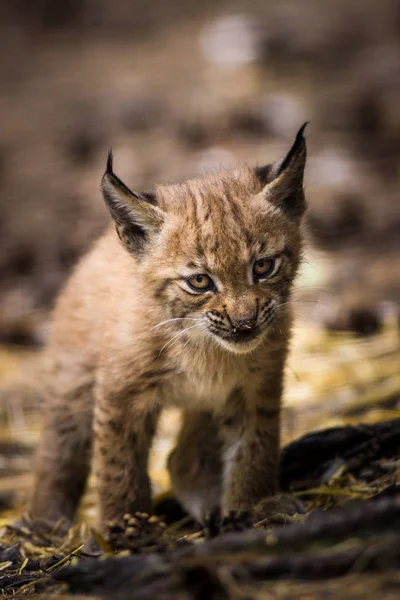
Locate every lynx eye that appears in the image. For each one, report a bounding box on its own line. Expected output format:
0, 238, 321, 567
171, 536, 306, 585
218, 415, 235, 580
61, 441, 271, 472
186, 274, 215, 292
253, 258, 277, 280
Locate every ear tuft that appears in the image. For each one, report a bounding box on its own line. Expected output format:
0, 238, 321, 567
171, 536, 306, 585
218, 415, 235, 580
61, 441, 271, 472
275, 122, 308, 177
100, 151, 164, 257
106, 149, 114, 175
255, 124, 308, 220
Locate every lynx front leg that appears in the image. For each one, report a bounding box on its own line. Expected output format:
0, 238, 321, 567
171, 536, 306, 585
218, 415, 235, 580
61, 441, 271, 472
221, 382, 281, 516
168, 411, 222, 522
29, 392, 92, 530
93, 390, 160, 529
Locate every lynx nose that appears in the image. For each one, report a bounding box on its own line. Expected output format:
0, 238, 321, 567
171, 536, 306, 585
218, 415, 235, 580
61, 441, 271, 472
232, 315, 257, 332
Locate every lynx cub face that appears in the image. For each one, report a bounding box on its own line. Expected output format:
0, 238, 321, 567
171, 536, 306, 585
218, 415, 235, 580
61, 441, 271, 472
102, 125, 307, 355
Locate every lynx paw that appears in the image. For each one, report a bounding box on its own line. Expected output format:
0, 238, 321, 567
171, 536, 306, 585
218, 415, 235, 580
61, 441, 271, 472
14, 512, 73, 537
204, 508, 252, 537
253, 493, 305, 527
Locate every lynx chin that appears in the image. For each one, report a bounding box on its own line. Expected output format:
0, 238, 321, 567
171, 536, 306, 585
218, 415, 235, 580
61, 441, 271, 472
28, 124, 308, 531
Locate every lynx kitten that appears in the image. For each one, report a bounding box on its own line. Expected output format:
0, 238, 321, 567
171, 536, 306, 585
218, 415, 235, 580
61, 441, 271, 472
29, 125, 307, 530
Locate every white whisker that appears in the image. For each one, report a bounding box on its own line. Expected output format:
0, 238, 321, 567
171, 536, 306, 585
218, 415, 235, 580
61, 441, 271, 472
137, 317, 203, 340
158, 323, 203, 356
151, 317, 202, 330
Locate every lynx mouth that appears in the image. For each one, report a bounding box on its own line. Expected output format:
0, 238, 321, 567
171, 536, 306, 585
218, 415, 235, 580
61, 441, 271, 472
207, 325, 265, 353
216, 327, 261, 344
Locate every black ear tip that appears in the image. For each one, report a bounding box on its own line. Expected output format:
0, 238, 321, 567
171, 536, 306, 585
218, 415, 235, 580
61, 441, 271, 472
296, 122, 309, 140
106, 149, 114, 175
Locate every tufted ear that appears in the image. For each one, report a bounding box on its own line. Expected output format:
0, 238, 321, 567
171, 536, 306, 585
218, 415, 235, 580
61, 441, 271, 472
255, 123, 308, 220
101, 151, 165, 257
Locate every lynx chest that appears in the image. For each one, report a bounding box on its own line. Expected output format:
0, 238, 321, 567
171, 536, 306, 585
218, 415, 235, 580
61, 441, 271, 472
162, 352, 249, 412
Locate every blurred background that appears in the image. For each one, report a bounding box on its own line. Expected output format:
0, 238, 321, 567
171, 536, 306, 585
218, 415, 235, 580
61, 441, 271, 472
0, 0, 399, 519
